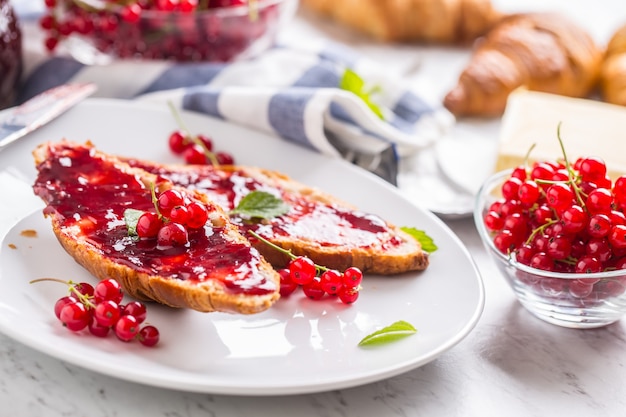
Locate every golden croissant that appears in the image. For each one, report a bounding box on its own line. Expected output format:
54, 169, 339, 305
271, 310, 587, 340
443, 13, 602, 117
600, 23, 626, 106
300, 0, 503, 44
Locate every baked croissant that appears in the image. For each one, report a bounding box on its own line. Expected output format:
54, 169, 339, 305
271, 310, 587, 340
600, 23, 626, 106
300, 0, 503, 44
443, 13, 603, 117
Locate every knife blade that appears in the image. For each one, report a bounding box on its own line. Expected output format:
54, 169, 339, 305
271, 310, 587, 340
0, 83, 98, 152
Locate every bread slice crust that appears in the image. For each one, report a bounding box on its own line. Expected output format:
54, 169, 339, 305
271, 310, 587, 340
33, 141, 280, 314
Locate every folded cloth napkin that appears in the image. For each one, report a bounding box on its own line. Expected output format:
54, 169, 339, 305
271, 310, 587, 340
18, 36, 454, 184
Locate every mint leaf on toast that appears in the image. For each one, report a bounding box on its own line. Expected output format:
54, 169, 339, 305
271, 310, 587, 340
230, 191, 289, 219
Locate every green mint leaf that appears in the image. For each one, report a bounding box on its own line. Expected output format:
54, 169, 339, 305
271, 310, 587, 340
123, 208, 144, 237
230, 191, 289, 219
358, 320, 417, 347
340, 68, 385, 120
401, 227, 438, 253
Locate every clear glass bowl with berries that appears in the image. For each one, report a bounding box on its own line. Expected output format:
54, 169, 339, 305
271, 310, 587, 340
40, 0, 299, 64
474, 147, 626, 329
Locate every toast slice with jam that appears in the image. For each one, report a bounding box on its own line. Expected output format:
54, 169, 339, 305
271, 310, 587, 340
125, 159, 429, 275
32, 141, 280, 314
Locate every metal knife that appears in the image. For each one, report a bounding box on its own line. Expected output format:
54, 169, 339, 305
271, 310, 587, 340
0, 83, 98, 152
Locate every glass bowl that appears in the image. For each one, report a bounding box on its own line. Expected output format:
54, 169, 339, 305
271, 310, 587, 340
474, 170, 626, 329
44, 0, 299, 64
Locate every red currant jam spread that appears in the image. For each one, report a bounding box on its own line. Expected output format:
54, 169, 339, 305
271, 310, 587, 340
33, 143, 275, 295
128, 161, 404, 250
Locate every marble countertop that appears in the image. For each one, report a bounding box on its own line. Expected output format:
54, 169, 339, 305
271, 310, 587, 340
3, 1, 626, 416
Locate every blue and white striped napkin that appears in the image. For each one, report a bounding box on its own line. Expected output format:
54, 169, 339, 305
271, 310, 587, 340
18, 40, 454, 184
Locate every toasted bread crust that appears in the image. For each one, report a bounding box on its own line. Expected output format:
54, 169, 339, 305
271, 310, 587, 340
33, 141, 280, 314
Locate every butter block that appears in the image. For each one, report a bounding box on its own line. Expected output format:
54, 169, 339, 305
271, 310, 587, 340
496, 89, 626, 178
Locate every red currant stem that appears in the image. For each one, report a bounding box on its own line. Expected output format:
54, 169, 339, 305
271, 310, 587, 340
555, 123, 587, 207
523, 218, 558, 246
248, 230, 330, 274
522, 143, 537, 168
149, 182, 164, 220
29, 277, 96, 308
167, 101, 219, 166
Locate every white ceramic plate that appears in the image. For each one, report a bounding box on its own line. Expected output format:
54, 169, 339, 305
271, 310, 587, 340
0, 99, 484, 395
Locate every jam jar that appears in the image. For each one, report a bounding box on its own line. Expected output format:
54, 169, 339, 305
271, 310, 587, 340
0, 0, 22, 109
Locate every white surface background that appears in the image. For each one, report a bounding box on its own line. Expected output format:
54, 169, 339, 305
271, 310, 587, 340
2, 1, 626, 416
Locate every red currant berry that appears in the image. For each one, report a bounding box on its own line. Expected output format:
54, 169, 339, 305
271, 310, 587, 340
338, 286, 359, 304
575, 256, 602, 273
289, 256, 317, 285
185, 202, 209, 229
157, 189, 185, 217
120, 4, 142, 23
94, 278, 123, 304
115, 315, 140, 342
502, 177, 523, 200
123, 301, 147, 324
511, 166, 527, 181
196, 134, 213, 151
136, 212, 163, 238
585, 238, 612, 263
561, 205, 588, 234
73, 282, 95, 298
546, 183, 574, 212
518, 180, 540, 205
88, 316, 111, 337
569, 280, 594, 298
529, 252, 555, 271
60, 302, 91, 331
138, 325, 160, 347
579, 156, 607, 182
183, 145, 207, 164
586, 188, 613, 215
169, 205, 190, 225
493, 229, 516, 254
343, 267, 363, 289
157, 222, 189, 247
55, 295, 79, 320
278, 268, 298, 297
587, 214, 611, 238
168, 130, 189, 154
94, 300, 121, 327
484, 211, 503, 231
302, 278, 325, 300
216, 151, 234, 165
320, 269, 343, 295
608, 225, 626, 250
546, 235, 572, 260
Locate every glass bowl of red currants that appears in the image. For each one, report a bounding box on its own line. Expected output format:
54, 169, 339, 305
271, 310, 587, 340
475, 160, 626, 329
40, 0, 299, 64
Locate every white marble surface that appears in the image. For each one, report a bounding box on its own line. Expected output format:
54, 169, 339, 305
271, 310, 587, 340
3, 1, 626, 416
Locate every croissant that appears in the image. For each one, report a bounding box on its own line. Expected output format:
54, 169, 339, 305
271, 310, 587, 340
443, 13, 603, 117
300, 0, 503, 44
600, 23, 626, 106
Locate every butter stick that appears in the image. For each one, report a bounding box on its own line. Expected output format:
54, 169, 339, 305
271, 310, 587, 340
496, 89, 626, 179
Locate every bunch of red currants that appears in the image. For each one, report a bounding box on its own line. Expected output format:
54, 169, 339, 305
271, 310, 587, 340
33, 277, 160, 346
279, 256, 363, 304
485, 155, 626, 276
136, 188, 209, 247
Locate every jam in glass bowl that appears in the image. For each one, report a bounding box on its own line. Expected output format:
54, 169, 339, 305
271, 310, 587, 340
40, 0, 299, 64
